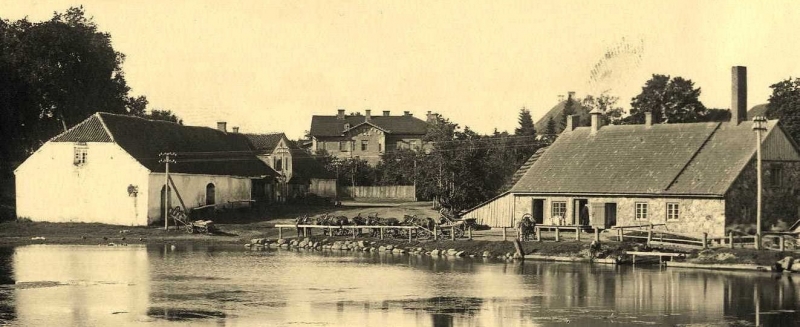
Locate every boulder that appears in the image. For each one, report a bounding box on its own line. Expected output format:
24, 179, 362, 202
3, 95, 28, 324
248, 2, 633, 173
430, 249, 440, 256
447, 249, 459, 256
482, 251, 492, 258
393, 248, 407, 254
385, 245, 394, 251
251, 239, 261, 245
269, 243, 278, 249
777, 256, 795, 272
358, 241, 367, 248
244, 244, 252, 248
379, 246, 387, 252
277, 239, 287, 245
455, 251, 465, 257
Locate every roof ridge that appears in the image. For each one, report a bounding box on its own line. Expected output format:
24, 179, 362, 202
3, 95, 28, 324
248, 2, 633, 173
96, 113, 116, 143
663, 122, 722, 191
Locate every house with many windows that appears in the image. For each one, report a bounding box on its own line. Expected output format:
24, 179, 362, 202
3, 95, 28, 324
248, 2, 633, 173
461, 67, 800, 238
14, 113, 277, 225
308, 109, 433, 165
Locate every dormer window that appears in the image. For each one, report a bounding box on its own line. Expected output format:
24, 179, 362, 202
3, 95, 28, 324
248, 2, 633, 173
74, 144, 88, 165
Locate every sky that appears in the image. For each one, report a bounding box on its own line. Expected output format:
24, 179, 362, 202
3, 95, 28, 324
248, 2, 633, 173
3, 1, 800, 139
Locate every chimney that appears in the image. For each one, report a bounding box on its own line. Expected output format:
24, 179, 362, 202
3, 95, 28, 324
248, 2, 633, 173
568, 91, 576, 100
365, 109, 371, 121
337, 109, 345, 120
564, 114, 579, 133
644, 112, 653, 128
217, 122, 227, 132
590, 108, 603, 133
383, 110, 390, 117
558, 95, 565, 102
232, 126, 239, 133
404, 111, 411, 116
732, 66, 747, 125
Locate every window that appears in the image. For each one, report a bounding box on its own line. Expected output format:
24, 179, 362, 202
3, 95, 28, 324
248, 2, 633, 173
551, 201, 567, 221
73, 145, 88, 165
339, 141, 346, 151
410, 140, 418, 150
275, 158, 283, 171
769, 167, 783, 187
666, 203, 679, 221
635, 202, 648, 220
361, 140, 368, 151
378, 143, 382, 152
205, 183, 216, 205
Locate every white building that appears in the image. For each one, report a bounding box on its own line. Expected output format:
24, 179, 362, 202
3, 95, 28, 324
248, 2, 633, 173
14, 113, 277, 226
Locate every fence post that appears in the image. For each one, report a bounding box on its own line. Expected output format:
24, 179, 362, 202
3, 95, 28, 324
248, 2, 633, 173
575, 228, 580, 241
755, 234, 760, 250
779, 236, 785, 252
451, 226, 455, 241
502, 227, 507, 241
380, 227, 384, 240
353, 226, 357, 240
555, 227, 560, 242
434, 225, 438, 241
728, 233, 734, 249
618, 229, 623, 242
409, 228, 412, 243
304, 227, 308, 238
702, 232, 708, 249
468, 226, 473, 240
536, 227, 542, 242
646, 228, 653, 245
594, 228, 600, 242
278, 227, 282, 239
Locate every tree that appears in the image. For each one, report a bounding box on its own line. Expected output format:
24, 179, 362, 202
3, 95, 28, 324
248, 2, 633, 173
628, 74, 706, 124
515, 107, 536, 136
766, 77, 800, 144
582, 93, 625, 125
0, 7, 139, 171
560, 95, 577, 130
145, 109, 183, 124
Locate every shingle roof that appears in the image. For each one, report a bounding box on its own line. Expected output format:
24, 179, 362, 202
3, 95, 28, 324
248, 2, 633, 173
501, 146, 548, 191
510, 120, 782, 196
309, 115, 429, 137
52, 113, 276, 178
244, 133, 285, 152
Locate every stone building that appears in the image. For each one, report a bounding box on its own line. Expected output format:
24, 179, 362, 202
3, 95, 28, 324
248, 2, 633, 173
461, 66, 800, 237
308, 109, 433, 165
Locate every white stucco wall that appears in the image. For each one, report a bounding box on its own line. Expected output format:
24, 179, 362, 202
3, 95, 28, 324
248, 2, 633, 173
15, 142, 151, 225
147, 173, 252, 222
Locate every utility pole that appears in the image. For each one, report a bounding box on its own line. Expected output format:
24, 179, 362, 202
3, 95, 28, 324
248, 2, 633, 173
159, 152, 176, 231
752, 116, 767, 249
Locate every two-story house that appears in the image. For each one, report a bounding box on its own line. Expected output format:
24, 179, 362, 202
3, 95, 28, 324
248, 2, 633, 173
308, 109, 433, 165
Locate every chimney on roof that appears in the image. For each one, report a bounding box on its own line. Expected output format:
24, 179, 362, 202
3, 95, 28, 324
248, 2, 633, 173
568, 91, 576, 100
732, 66, 747, 125
590, 108, 604, 134
365, 109, 371, 121
558, 95, 565, 102
404, 111, 411, 116
383, 110, 390, 116
564, 114, 579, 133
645, 112, 653, 128
232, 126, 239, 133
217, 122, 227, 133
337, 109, 345, 120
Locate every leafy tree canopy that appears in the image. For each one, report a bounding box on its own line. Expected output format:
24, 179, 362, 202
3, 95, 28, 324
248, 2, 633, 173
628, 74, 706, 124
766, 77, 800, 144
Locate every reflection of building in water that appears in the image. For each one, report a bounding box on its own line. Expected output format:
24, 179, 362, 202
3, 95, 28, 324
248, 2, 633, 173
11, 245, 150, 326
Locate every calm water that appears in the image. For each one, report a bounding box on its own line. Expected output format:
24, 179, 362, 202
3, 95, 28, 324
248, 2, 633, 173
0, 244, 798, 326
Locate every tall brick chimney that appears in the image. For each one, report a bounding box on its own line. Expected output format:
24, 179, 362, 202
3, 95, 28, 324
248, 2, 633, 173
564, 114, 579, 133
383, 110, 390, 116
568, 91, 576, 100
645, 112, 653, 128
217, 122, 227, 132
337, 109, 345, 120
232, 126, 239, 133
590, 108, 603, 133
732, 66, 747, 125
365, 109, 371, 121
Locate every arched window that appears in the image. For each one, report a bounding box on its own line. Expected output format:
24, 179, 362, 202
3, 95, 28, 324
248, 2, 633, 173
206, 183, 216, 205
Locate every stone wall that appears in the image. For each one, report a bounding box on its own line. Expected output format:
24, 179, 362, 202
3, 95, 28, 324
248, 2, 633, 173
725, 160, 800, 232
513, 194, 726, 237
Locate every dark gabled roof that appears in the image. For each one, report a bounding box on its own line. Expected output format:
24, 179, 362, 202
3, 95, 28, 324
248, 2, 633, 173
533, 99, 590, 134
748, 103, 768, 120
244, 133, 286, 152
52, 113, 276, 178
309, 114, 429, 137
510, 120, 781, 196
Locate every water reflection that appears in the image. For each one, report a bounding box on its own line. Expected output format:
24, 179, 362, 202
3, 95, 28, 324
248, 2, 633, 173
0, 244, 797, 326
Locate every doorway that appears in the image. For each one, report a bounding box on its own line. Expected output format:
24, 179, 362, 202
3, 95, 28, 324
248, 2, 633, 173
532, 199, 544, 224
574, 199, 588, 225
605, 203, 617, 228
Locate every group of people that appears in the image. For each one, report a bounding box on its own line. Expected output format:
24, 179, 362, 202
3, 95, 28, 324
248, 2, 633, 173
517, 214, 537, 241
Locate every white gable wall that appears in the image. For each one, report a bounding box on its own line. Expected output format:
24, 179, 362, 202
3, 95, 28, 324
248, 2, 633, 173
15, 142, 150, 225
147, 173, 252, 223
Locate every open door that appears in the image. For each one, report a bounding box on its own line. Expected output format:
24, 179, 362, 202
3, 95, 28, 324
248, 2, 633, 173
605, 203, 617, 228
574, 199, 588, 225
532, 199, 544, 224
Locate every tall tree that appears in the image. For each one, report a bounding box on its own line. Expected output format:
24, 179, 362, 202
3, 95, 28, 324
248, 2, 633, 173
560, 95, 577, 130
145, 109, 183, 125
515, 107, 536, 136
766, 77, 800, 144
628, 74, 706, 124
582, 93, 625, 125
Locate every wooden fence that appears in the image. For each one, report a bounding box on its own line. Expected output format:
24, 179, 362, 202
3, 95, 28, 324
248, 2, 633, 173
340, 185, 415, 201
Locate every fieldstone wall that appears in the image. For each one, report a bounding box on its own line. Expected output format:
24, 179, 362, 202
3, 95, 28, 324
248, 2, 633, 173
725, 160, 800, 233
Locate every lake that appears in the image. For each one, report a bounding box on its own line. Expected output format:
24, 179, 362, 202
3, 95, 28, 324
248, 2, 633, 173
0, 244, 797, 326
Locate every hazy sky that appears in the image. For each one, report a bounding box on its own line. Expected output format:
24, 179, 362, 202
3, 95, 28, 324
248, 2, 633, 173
4, 1, 800, 138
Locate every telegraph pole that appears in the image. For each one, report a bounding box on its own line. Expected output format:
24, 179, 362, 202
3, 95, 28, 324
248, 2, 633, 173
159, 152, 176, 230
752, 116, 767, 249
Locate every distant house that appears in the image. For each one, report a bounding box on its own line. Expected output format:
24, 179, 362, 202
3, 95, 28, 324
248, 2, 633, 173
462, 67, 800, 238
14, 113, 277, 225
308, 109, 433, 165
244, 132, 337, 202
533, 91, 590, 136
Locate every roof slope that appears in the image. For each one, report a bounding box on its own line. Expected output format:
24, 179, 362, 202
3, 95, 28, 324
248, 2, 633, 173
289, 148, 336, 183
53, 113, 276, 178
501, 147, 548, 191
510, 120, 779, 196
533, 100, 590, 134
244, 133, 285, 152
310, 115, 429, 137
748, 103, 768, 120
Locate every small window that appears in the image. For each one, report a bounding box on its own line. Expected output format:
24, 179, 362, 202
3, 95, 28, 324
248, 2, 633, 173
769, 167, 783, 187
339, 141, 346, 151
551, 201, 567, 221
378, 143, 382, 152
361, 140, 368, 151
73, 145, 88, 165
666, 203, 679, 221
635, 202, 648, 220
206, 183, 216, 205
275, 158, 283, 171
